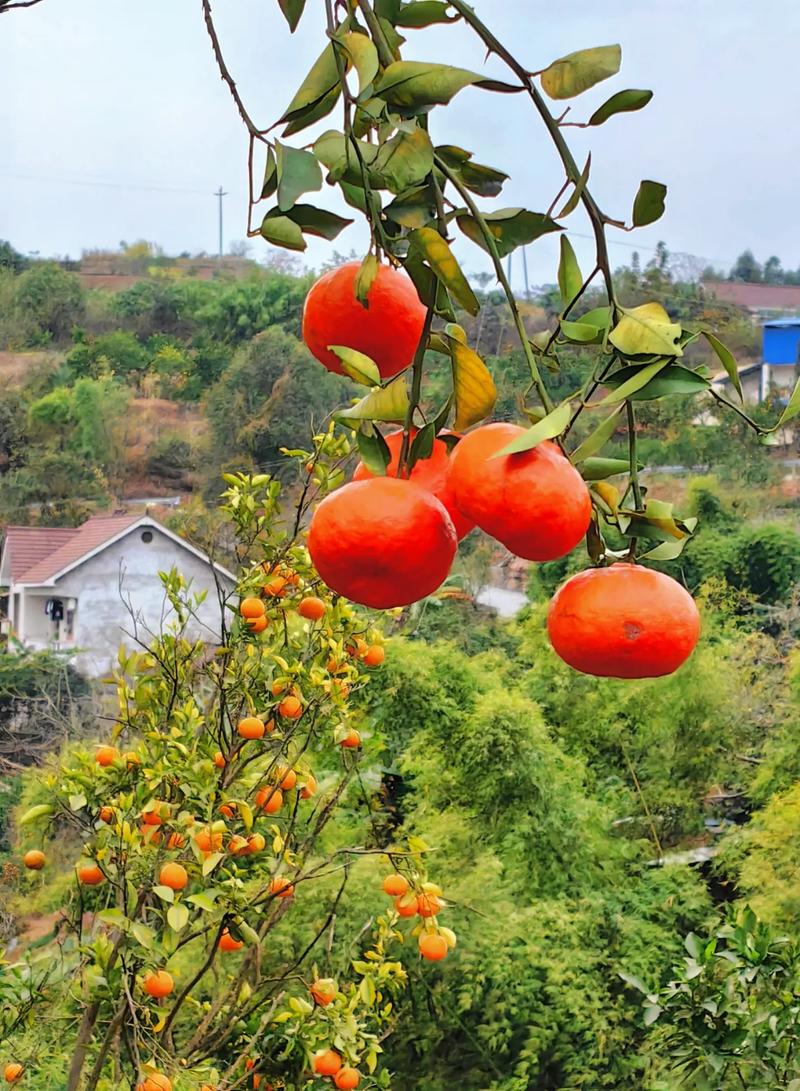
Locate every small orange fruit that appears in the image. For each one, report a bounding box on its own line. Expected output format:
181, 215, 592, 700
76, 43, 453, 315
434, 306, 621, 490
448, 423, 591, 561
99, 806, 114, 824
219, 802, 236, 819
303, 260, 425, 379
246, 832, 266, 854
213, 751, 226, 769
417, 893, 442, 918
270, 875, 294, 898
547, 563, 701, 679
346, 637, 368, 659
278, 695, 302, 719
238, 716, 265, 740
141, 809, 163, 827
300, 773, 317, 799
419, 932, 449, 961
246, 616, 268, 633
159, 862, 188, 891
166, 832, 185, 849
276, 766, 297, 791
194, 828, 223, 852
23, 850, 45, 870
240, 597, 265, 620
298, 596, 327, 621
310, 977, 337, 1006
395, 893, 419, 918
4, 1064, 23, 1084
340, 729, 361, 749
218, 929, 244, 952
95, 745, 118, 767
382, 874, 408, 897
143, 970, 174, 998
255, 786, 283, 814
77, 862, 105, 886
228, 834, 250, 857
363, 645, 385, 668
138, 1073, 171, 1091
308, 479, 457, 609
312, 1049, 342, 1076
263, 576, 287, 597
334, 1068, 360, 1090
139, 826, 162, 846
271, 679, 286, 696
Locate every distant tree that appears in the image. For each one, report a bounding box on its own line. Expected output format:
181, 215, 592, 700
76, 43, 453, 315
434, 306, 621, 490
0, 240, 26, 273
763, 255, 784, 284
13, 263, 84, 343
730, 249, 763, 283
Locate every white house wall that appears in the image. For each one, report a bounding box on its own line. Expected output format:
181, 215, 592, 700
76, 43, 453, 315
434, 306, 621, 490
46, 527, 235, 676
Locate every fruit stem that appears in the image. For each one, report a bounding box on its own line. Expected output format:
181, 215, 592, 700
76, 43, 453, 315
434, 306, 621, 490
434, 153, 555, 415
626, 400, 642, 560
356, 0, 396, 67
398, 300, 436, 475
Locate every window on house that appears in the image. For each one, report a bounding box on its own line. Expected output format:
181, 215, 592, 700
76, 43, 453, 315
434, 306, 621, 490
141, 530, 154, 544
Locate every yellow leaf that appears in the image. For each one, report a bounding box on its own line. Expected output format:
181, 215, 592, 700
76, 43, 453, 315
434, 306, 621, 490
409, 227, 479, 315
608, 302, 682, 358
452, 341, 497, 431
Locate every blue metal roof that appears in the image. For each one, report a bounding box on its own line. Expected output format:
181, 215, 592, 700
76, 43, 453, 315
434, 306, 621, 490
763, 318, 800, 328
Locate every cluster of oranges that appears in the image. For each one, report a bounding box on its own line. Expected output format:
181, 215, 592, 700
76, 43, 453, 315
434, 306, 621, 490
382, 872, 455, 962
302, 261, 701, 680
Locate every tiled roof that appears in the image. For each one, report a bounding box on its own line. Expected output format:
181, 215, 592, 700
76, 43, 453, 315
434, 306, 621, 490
6, 514, 142, 585
705, 280, 800, 311
3, 526, 78, 581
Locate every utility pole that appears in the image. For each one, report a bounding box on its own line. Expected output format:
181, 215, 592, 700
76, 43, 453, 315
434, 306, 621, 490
521, 246, 530, 301
214, 185, 227, 259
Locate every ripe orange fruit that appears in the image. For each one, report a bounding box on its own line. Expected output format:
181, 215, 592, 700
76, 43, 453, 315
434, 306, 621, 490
310, 977, 337, 1006
298, 596, 327, 620
159, 862, 188, 891
340, 729, 361, 749
419, 933, 449, 961
270, 875, 294, 898
246, 616, 268, 634
363, 645, 385, 668
246, 832, 266, 854
194, 828, 223, 852
395, 893, 419, 917
278, 695, 302, 719
308, 479, 457, 609
263, 576, 287, 598
312, 1049, 342, 1076
77, 862, 104, 886
213, 751, 226, 769
95, 745, 118, 767
255, 786, 283, 814
238, 717, 265, 740
300, 773, 317, 799
228, 834, 250, 857
382, 874, 408, 897
166, 832, 185, 850
99, 806, 114, 824
124, 752, 141, 768
4, 1064, 23, 1084
417, 893, 442, 918
140, 826, 162, 847
353, 428, 474, 540
218, 929, 244, 952
448, 423, 592, 561
346, 637, 368, 659
271, 679, 286, 696
303, 260, 425, 379
143, 970, 174, 998
219, 803, 236, 819
141, 809, 163, 827
547, 563, 701, 678
334, 1068, 360, 1090
138, 1074, 171, 1091
23, 850, 45, 870
240, 597, 265, 620
276, 766, 297, 791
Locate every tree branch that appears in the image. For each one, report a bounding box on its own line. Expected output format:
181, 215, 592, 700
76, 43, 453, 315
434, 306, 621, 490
201, 0, 266, 140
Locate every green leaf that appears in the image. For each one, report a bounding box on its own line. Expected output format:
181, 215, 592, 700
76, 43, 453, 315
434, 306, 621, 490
558, 154, 591, 217
409, 227, 479, 315
97, 908, 130, 929
374, 126, 434, 194
375, 61, 480, 108
577, 306, 611, 330
384, 185, 437, 228
329, 346, 382, 387
277, 0, 306, 32
356, 423, 391, 474
770, 375, 800, 432
608, 303, 682, 358
19, 804, 53, 826
335, 31, 380, 98
618, 971, 649, 994
595, 359, 671, 406
186, 890, 219, 911
202, 851, 224, 876
274, 204, 353, 240
239, 801, 254, 833
640, 520, 698, 560
408, 421, 436, 469
643, 1004, 663, 1026
557, 235, 582, 308
618, 499, 693, 543
131, 922, 156, 949
491, 400, 572, 457
702, 331, 743, 402
456, 208, 562, 259
540, 45, 621, 100
279, 44, 341, 136
152, 884, 175, 904
355, 253, 379, 305
579, 457, 631, 480
560, 320, 601, 343
632, 180, 667, 228
336, 375, 410, 422
437, 147, 509, 198
261, 147, 278, 200
313, 129, 379, 184
167, 903, 189, 933
588, 88, 653, 126
275, 142, 322, 212
604, 363, 709, 401
259, 213, 306, 252
570, 405, 623, 463
451, 340, 497, 430
395, 1, 456, 27
69, 793, 87, 812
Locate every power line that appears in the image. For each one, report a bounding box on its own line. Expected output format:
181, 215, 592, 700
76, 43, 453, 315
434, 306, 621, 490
0, 169, 214, 196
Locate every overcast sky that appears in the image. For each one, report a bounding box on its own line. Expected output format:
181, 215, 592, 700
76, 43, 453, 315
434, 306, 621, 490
2, 0, 799, 289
